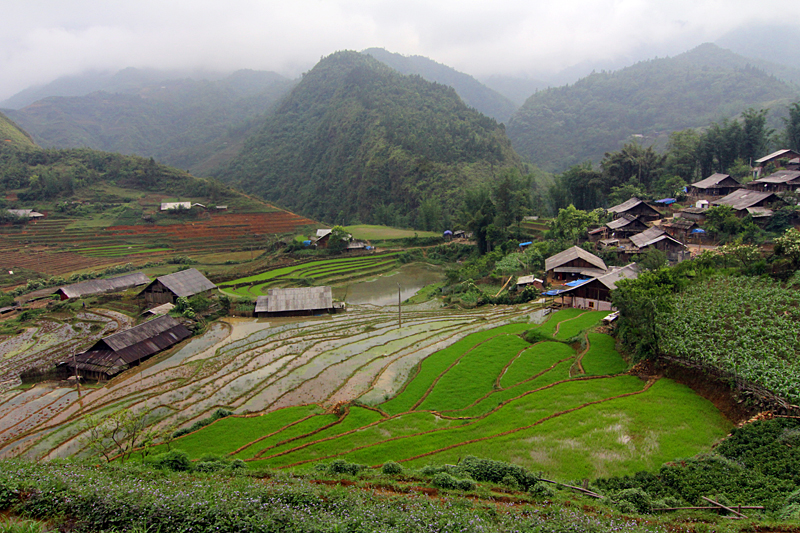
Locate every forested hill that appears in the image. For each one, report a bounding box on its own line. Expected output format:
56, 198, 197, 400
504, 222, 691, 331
0, 112, 37, 151
213, 51, 527, 227
3, 70, 296, 176
362, 48, 518, 122
507, 43, 800, 173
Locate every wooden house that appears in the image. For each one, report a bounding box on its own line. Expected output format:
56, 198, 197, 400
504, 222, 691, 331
62, 315, 191, 380
255, 286, 339, 317
557, 264, 639, 312
627, 227, 686, 261
515, 275, 544, 291
544, 246, 607, 284
314, 229, 332, 248
606, 197, 661, 222
5, 209, 45, 220
688, 174, 742, 196
747, 170, 800, 192
605, 214, 649, 239
140, 268, 216, 305
54, 272, 150, 300
661, 218, 699, 241
753, 149, 800, 177
712, 189, 780, 216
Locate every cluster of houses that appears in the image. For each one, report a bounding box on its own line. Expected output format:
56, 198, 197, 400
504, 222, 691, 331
524, 149, 800, 313
48, 267, 346, 381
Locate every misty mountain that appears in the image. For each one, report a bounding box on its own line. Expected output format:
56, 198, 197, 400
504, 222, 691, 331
362, 48, 518, 123
0, 67, 234, 110
214, 51, 528, 227
715, 24, 800, 84
477, 75, 549, 108
507, 43, 800, 173
4, 70, 295, 175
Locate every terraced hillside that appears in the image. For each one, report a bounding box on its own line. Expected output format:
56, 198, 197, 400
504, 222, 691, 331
0, 307, 731, 481
0, 211, 316, 285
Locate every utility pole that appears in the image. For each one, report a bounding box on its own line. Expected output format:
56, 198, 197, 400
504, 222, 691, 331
397, 283, 402, 328
72, 351, 81, 400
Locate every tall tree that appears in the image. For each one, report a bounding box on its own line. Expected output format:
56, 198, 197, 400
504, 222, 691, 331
783, 102, 800, 152
741, 108, 773, 163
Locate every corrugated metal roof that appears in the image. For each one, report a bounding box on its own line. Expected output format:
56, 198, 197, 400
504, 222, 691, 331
255, 295, 269, 314
691, 173, 738, 189
755, 149, 799, 164
143, 302, 175, 315
151, 268, 216, 298
712, 189, 775, 211
6, 209, 44, 218
545, 246, 607, 272
663, 218, 697, 230
750, 170, 800, 185
516, 275, 543, 286
56, 272, 150, 299
606, 214, 640, 230
71, 315, 191, 377
266, 286, 333, 313
629, 227, 683, 249
316, 229, 332, 238
559, 264, 640, 293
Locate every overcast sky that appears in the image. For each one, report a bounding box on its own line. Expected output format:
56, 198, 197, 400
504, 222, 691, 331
2, 0, 799, 101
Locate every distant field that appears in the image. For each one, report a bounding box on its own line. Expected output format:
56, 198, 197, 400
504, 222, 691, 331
343, 225, 440, 240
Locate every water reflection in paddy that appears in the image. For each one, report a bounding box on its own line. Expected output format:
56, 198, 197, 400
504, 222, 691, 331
333, 263, 444, 307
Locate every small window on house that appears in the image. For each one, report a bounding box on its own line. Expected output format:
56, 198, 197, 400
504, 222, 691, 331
588, 301, 594, 308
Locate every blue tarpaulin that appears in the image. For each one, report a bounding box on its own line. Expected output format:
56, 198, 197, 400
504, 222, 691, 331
302, 240, 312, 247
654, 198, 677, 205
565, 279, 590, 287
443, 230, 453, 236
543, 290, 563, 296
690, 228, 706, 234
519, 241, 532, 247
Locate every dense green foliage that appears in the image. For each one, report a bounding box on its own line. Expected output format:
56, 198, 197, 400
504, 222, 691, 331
362, 48, 518, 123
508, 43, 799, 173
597, 417, 800, 514
6, 70, 295, 175
0, 143, 235, 203
0, 460, 682, 533
215, 51, 528, 227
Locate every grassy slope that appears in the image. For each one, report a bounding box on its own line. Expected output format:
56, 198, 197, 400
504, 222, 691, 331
0, 112, 37, 150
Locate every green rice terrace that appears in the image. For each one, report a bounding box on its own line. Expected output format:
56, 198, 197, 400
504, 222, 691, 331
0, 306, 731, 482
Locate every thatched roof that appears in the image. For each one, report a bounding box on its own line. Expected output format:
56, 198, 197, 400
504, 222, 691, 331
147, 268, 216, 298
55, 272, 150, 299
545, 246, 606, 273
257, 287, 333, 314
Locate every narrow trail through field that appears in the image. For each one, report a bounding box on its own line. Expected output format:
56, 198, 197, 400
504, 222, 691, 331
551, 311, 592, 338
569, 333, 590, 377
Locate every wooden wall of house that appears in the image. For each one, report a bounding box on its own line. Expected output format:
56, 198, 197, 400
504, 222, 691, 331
142, 282, 176, 304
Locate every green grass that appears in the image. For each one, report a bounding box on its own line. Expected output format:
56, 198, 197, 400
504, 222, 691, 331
233, 412, 339, 460
552, 311, 607, 340
534, 309, 587, 337
342, 225, 440, 240
417, 334, 530, 411
582, 333, 628, 376
379, 323, 532, 415
500, 341, 575, 388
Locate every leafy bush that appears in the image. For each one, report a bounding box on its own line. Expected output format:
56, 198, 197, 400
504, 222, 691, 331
431, 473, 475, 491
613, 488, 652, 514
528, 481, 555, 499
458, 456, 538, 490
327, 459, 367, 476
381, 461, 403, 475
171, 408, 233, 438
147, 450, 192, 472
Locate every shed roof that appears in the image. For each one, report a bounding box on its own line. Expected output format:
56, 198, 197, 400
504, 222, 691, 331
755, 149, 800, 164
750, 170, 800, 185
559, 264, 640, 294
55, 272, 150, 299
606, 214, 641, 230
72, 315, 191, 376
712, 189, 776, 211
629, 227, 684, 249
607, 197, 660, 216
149, 268, 216, 298
261, 286, 333, 313
6, 209, 44, 218
691, 173, 739, 189
516, 275, 543, 286
316, 228, 332, 238
662, 218, 697, 231
545, 246, 606, 272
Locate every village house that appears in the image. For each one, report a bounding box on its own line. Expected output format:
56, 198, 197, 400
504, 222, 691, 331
140, 268, 217, 305
53, 272, 150, 300
753, 149, 800, 178
544, 246, 607, 284
606, 197, 662, 222
712, 189, 780, 217
515, 275, 544, 291
61, 314, 191, 380
254, 286, 340, 317
625, 227, 686, 262
556, 264, 640, 311
661, 218, 700, 242
687, 173, 742, 197
605, 214, 649, 240
747, 170, 800, 193
4, 209, 45, 220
